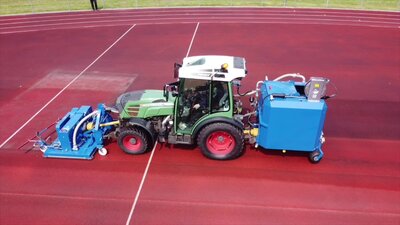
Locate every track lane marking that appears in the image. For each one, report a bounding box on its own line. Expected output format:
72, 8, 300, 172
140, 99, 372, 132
2, 15, 399, 31
1, 19, 397, 35
186, 22, 200, 57
125, 142, 158, 225
2, 12, 398, 27
1, 8, 398, 24
0, 192, 130, 202
2, 9, 399, 34
140, 198, 400, 217
0, 24, 136, 149
125, 22, 200, 225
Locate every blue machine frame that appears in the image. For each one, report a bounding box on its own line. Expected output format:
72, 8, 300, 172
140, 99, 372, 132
256, 80, 327, 162
39, 104, 114, 160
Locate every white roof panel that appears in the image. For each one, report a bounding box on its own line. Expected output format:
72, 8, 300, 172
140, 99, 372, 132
178, 55, 247, 82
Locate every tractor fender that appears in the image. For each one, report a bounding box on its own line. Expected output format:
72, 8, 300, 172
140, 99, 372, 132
124, 118, 156, 147
192, 117, 244, 143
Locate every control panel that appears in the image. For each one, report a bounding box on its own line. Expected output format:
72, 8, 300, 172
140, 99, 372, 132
305, 77, 329, 102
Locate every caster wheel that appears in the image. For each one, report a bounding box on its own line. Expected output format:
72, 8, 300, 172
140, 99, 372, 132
309, 150, 323, 164
39, 145, 47, 153
98, 147, 108, 156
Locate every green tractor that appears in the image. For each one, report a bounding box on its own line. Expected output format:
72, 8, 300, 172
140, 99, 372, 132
115, 55, 249, 160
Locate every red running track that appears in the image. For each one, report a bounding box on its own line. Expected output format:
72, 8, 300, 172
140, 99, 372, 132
0, 8, 399, 225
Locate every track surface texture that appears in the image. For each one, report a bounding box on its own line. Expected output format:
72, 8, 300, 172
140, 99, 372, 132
0, 8, 399, 225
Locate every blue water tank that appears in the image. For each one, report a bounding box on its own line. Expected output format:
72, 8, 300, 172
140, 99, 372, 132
256, 81, 327, 152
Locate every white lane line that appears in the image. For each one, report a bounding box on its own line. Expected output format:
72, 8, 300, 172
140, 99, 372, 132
2, 13, 398, 27
2, 15, 398, 34
2, 16, 399, 31
0, 24, 136, 149
1, 9, 396, 24
186, 22, 200, 57
2, 18, 397, 35
125, 142, 158, 225
125, 22, 200, 225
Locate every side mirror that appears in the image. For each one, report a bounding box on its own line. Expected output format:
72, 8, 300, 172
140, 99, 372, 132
174, 63, 182, 79
169, 85, 179, 97
163, 84, 179, 101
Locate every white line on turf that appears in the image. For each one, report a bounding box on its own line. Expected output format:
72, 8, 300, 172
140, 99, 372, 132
125, 22, 200, 225
186, 22, 200, 57
125, 141, 158, 225
0, 24, 136, 149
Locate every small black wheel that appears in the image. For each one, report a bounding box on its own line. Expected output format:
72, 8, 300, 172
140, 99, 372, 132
309, 150, 323, 164
197, 123, 244, 160
117, 128, 149, 155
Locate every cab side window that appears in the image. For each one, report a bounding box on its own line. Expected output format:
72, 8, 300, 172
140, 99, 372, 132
177, 79, 210, 130
211, 81, 229, 113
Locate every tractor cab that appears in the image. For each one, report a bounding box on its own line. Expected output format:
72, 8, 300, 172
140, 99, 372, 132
165, 55, 247, 144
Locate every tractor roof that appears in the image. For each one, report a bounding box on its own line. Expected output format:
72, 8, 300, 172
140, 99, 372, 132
178, 55, 247, 82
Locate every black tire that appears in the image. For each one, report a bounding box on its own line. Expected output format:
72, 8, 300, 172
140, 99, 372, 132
309, 150, 323, 164
197, 123, 244, 160
117, 128, 149, 155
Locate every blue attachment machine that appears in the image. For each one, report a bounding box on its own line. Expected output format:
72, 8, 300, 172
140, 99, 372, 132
36, 104, 115, 160
256, 76, 330, 163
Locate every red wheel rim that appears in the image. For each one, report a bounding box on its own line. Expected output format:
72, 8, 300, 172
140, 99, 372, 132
122, 135, 143, 152
206, 131, 235, 155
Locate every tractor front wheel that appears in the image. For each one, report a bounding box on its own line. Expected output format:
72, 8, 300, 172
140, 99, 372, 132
118, 129, 148, 155
198, 123, 244, 160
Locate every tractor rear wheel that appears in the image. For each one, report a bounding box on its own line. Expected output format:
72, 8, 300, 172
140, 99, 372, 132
197, 123, 244, 160
118, 128, 148, 155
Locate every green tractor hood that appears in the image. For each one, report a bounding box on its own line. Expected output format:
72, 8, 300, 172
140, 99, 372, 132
116, 90, 175, 119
